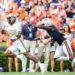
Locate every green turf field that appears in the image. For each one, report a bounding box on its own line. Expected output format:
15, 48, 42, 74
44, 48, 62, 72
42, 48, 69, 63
0, 43, 6, 47
0, 72, 75, 75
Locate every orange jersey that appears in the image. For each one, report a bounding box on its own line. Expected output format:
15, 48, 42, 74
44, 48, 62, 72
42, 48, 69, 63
19, 10, 27, 21
47, 8, 51, 18
6, 9, 19, 16
6, 10, 13, 15
50, 18, 60, 29
12, 9, 19, 16
47, 8, 56, 19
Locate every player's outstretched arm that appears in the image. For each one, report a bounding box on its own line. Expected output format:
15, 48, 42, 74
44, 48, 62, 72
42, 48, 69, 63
33, 25, 54, 31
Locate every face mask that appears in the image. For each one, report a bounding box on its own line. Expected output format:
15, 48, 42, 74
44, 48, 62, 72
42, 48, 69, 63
8, 17, 16, 25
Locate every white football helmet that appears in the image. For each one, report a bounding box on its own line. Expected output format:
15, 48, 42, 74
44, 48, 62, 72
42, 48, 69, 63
41, 18, 53, 26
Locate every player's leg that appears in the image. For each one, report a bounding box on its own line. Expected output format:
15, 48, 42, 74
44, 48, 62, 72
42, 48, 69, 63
56, 40, 73, 61
44, 43, 51, 72
23, 51, 45, 73
50, 46, 55, 72
29, 41, 36, 72
17, 39, 43, 63
4, 46, 17, 58
17, 54, 27, 72
63, 40, 73, 61
14, 39, 28, 72
63, 40, 75, 67
16, 39, 38, 63
38, 42, 44, 60
33, 42, 44, 72
21, 56, 27, 72
17, 39, 45, 73
54, 45, 63, 60
4, 40, 27, 72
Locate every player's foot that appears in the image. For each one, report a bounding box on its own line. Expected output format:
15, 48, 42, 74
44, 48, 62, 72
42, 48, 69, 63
72, 57, 75, 67
38, 62, 45, 73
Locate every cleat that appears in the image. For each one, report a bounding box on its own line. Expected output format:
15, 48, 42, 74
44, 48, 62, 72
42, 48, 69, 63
38, 62, 45, 73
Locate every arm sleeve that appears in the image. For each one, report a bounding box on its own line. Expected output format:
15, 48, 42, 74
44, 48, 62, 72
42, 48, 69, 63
36, 25, 54, 31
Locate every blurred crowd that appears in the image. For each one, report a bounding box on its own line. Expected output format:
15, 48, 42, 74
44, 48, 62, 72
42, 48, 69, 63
0, 0, 75, 43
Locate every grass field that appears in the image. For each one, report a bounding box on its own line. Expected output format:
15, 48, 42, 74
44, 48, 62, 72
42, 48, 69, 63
0, 43, 6, 47
0, 72, 75, 75
0, 42, 75, 73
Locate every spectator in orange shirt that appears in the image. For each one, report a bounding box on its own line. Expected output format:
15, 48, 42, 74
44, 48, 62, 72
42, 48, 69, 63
34, 0, 46, 22
50, 14, 60, 29
47, 4, 56, 19
18, 0, 27, 21
29, 10, 36, 24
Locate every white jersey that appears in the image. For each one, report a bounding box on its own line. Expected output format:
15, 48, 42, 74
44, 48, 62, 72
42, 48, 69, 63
2, 22, 21, 40
41, 18, 53, 26
64, 34, 72, 41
